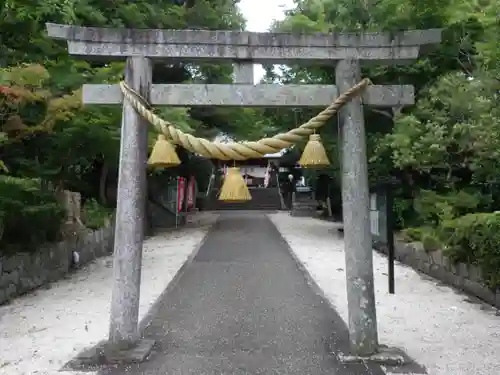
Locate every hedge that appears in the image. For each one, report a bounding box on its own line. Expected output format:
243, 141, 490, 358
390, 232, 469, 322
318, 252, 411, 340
441, 212, 500, 289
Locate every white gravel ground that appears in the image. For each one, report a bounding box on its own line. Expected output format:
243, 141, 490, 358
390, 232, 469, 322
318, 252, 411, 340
269, 212, 500, 375
0, 213, 217, 375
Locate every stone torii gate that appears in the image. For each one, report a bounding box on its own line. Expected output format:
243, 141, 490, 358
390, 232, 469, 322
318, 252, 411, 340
46, 23, 441, 361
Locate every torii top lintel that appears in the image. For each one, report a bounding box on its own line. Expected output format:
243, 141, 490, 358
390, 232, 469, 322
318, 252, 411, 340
46, 23, 441, 64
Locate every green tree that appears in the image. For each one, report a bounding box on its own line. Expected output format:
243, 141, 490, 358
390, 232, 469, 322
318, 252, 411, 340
259, 0, 498, 225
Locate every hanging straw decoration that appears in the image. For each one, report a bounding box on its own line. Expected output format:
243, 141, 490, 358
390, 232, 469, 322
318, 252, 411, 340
298, 133, 330, 168
147, 134, 181, 168
218, 167, 252, 202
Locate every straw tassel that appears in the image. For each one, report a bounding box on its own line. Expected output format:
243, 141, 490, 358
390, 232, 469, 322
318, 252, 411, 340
218, 167, 252, 202
298, 134, 330, 168
148, 134, 181, 168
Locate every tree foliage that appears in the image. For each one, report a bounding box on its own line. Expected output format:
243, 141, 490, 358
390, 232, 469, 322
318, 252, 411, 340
267, 0, 499, 195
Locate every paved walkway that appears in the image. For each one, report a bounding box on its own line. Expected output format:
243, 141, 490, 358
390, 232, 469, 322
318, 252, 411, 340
100, 212, 383, 375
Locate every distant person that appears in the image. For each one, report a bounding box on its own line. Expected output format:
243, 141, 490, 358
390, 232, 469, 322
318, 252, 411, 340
281, 174, 295, 209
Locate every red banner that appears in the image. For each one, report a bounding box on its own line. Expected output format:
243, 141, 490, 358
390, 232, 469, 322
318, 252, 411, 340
186, 176, 196, 210
177, 177, 185, 212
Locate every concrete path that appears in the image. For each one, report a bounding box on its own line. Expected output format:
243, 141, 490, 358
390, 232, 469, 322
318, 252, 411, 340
99, 212, 384, 375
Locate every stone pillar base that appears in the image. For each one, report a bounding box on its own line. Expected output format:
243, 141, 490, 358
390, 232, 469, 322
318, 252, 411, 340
64, 338, 155, 370
337, 345, 410, 366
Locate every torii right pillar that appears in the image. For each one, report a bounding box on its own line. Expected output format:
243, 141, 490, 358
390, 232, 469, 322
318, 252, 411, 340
336, 59, 379, 356
334, 30, 441, 360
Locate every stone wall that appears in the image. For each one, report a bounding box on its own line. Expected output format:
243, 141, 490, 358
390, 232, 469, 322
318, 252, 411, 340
0, 223, 114, 305
377, 240, 500, 308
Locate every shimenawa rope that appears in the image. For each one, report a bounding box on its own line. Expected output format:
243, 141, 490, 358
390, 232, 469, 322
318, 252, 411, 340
119, 78, 371, 160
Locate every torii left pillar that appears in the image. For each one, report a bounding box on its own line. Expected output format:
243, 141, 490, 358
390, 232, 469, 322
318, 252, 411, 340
107, 56, 155, 358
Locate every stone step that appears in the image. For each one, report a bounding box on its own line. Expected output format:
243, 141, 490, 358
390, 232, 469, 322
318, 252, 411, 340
292, 204, 317, 210
208, 187, 283, 211
291, 210, 317, 217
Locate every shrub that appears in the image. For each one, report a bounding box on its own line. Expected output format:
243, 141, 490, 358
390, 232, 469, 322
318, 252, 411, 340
0, 177, 65, 254
82, 198, 113, 230
394, 197, 415, 229
440, 212, 500, 289
413, 189, 480, 228
401, 226, 441, 252
401, 227, 427, 242
421, 232, 441, 252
